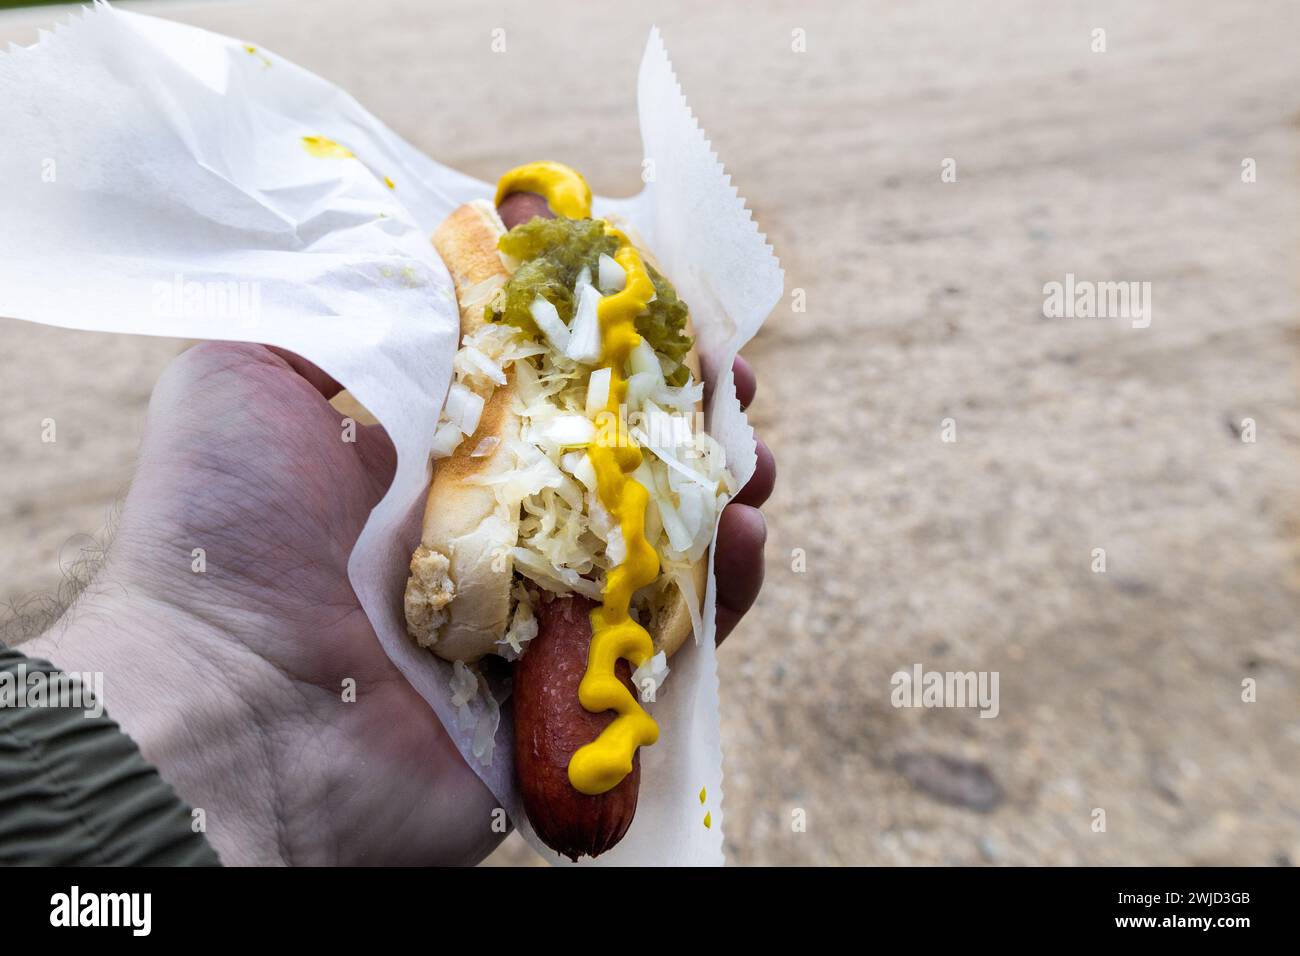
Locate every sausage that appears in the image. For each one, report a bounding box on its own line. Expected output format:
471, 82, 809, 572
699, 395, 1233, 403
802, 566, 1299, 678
500, 191, 639, 859
512, 593, 640, 861
498, 190, 555, 229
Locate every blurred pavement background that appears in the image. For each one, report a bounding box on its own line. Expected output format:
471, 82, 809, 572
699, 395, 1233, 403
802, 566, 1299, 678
1, 0, 1297, 864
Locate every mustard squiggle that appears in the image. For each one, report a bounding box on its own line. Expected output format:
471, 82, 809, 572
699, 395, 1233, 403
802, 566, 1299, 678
496, 162, 661, 796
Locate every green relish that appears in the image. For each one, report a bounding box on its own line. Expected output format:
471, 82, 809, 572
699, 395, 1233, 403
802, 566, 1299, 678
487, 216, 694, 386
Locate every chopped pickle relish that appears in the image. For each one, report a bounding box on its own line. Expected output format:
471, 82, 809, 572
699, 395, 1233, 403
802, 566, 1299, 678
487, 215, 694, 386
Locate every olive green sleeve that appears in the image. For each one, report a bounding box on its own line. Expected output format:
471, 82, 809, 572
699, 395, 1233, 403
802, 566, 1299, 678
0, 645, 220, 866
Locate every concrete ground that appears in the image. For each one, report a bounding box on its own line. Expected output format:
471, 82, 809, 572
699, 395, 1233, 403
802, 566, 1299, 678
1, 0, 1296, 865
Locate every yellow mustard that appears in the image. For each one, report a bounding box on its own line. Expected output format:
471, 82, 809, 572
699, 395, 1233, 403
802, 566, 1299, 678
495, 161, 593, 221
301, 135, 354, 159
496, 162, 660, 795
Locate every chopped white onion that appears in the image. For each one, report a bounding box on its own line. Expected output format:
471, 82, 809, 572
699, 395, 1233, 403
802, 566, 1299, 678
575, 264, 593, 297
632, 651, 669, 702
586, 367, 612, 418
630, 338, 664, 385
529, 296, 570, 352
444, 382, 485, 436
469, 435, 500, 458
625, 371, 658, 409
430, 419, 464, 459
605, 525, 627, 567
562, 451, 598, 493
544, 414, 596, 448
565, 284, 603, 363
598, 253, 627, 293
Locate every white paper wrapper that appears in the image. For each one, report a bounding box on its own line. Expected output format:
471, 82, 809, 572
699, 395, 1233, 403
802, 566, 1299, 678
0, 3, 782, 865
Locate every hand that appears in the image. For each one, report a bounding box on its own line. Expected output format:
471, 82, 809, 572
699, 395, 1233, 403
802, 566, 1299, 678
714, 354, 775, 641
28, 341, 773, 865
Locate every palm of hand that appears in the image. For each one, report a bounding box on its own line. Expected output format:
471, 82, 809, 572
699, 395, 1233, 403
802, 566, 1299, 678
114, 342, 500, 864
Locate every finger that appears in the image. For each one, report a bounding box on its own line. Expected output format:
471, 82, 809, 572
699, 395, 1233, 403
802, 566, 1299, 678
266, 346, 343, 400
713, 503, 766, 644
732, 438, 776, 508
704, 354, 757, 408
715, 605, 745, 645
356, 422, 398, 498
732, 354, 757, 410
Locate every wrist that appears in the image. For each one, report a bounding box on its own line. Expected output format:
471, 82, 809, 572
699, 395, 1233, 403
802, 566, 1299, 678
27, 561, 286, 865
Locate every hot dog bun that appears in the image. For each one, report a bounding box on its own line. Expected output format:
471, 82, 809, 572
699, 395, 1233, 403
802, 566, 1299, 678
404, 201, 520, 661
404, 200, 706, 663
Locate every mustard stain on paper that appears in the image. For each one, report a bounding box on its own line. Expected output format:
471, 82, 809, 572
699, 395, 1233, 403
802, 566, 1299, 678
244, 45, 272, 69
302, 135, 355, 159
377, 265, 423, 289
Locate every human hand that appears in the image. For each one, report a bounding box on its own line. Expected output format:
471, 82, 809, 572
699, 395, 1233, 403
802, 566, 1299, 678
29, 341, 773, 864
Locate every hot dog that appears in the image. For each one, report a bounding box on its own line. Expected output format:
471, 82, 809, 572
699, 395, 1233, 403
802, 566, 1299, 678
513, 593, 640, 859
501, 183, 645, 859
498, 191, 553, 230
404, 162, 731, 860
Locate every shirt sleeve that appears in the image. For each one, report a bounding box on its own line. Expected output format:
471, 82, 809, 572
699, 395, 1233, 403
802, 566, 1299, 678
0, 645, 220, 866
